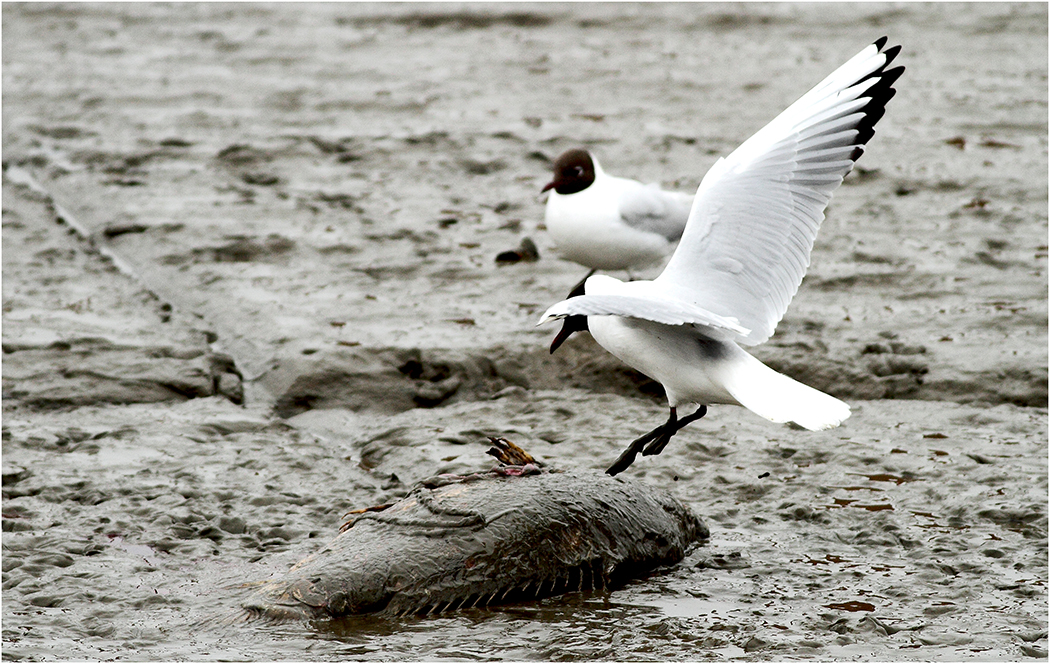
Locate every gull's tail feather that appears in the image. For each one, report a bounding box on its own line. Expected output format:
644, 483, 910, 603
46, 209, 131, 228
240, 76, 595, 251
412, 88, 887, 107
723, 351, 850, 431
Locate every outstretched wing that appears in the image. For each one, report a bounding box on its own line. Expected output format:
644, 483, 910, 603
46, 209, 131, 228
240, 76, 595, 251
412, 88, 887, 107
538, 276, 750, 337
656, 38, 904, 346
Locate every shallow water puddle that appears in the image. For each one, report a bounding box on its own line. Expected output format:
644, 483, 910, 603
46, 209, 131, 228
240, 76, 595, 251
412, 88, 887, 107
79, 441, 167, 468
642, 592, 747, 620
106, 535, 165, 568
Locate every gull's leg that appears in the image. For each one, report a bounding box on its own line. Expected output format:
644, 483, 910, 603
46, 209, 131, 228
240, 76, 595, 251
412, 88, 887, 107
606, 407, 679, 476
643, 405, 707, 457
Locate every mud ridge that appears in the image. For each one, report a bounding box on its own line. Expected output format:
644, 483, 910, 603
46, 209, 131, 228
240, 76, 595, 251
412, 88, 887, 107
263, 333, 1047, 421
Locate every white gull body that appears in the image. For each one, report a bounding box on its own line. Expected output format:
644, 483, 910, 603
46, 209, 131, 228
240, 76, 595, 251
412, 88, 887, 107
539, 38, 904, 474
542, 150, 693, 271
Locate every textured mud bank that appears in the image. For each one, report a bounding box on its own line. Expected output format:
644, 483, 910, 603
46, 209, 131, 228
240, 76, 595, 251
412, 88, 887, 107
3, 2, 1047, 661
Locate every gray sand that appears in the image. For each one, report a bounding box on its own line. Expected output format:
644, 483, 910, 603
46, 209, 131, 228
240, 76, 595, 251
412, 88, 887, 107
3, 3, 1046, 660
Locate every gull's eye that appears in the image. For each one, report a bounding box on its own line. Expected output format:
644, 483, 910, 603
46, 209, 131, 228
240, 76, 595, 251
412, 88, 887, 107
573, 166, 584, 177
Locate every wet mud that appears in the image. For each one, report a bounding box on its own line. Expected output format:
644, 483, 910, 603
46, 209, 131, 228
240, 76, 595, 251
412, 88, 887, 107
3, 2, 1047, 661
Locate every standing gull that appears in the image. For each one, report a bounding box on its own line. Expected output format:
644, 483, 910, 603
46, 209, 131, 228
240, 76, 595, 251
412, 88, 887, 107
539, 38, 904, 475
542, 149, 693, 271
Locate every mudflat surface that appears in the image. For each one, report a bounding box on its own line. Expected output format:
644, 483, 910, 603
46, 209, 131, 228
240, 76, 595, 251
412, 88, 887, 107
3, 3, 1047, 661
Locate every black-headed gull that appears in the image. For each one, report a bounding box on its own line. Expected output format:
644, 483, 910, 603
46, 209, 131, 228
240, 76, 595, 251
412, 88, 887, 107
539, 38, 904, 475
542, 149, 693, 271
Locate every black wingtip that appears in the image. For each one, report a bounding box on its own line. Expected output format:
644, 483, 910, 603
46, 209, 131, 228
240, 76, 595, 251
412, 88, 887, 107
874, 36, 889, 50
883, 65, 906, 87
849, 40, 905, 149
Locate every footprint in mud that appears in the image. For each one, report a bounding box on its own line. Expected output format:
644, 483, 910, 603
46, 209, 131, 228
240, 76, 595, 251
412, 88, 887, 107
859, 338, 929, 399
160, 234, 296, 265
212, 144, 282, 189
214, 144, 273, 167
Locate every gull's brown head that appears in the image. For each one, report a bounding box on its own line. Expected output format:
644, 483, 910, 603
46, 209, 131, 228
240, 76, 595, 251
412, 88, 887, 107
542, 149, 596, 195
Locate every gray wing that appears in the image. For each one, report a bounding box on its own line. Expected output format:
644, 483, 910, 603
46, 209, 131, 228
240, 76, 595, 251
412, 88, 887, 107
656, 38, 903, 346
617, 183, 693, 241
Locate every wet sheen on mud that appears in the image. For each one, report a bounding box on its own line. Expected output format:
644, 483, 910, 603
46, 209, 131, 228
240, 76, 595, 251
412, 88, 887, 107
3, 2, 1047, 661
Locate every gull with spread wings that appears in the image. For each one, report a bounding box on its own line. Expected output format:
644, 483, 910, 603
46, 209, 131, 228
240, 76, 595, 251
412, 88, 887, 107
539, 38, 904, 475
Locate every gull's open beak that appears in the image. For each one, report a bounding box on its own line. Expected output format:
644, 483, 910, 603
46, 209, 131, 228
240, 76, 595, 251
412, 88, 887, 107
541, 271, 592, 352
549, 322, 575, 354
548, 315, 588, 354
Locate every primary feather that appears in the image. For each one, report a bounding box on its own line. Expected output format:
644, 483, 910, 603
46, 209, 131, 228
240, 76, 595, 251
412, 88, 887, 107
656, 38, 903, 345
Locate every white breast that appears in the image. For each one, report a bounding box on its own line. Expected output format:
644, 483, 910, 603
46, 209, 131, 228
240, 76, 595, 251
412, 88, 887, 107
586, 315, 742, 408
545, 184, 673, 270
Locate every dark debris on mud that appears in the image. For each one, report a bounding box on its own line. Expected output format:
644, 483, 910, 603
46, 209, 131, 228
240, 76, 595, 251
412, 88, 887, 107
2, 2, 1047, 661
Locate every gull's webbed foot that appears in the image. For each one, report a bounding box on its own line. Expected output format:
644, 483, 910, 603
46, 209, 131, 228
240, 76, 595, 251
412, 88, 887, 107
606, 407, 682, 476
606, 427, 657, 476
642, 405, 707, 457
